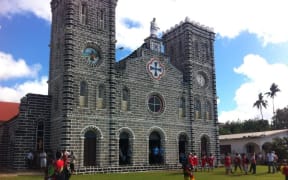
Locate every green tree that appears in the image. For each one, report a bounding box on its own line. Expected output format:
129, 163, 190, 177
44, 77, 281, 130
242, 119, 270, 132
265, 83, 280, 116
272, 137, 288, 160
274, 106, 288, 129
253, 93, 268, 120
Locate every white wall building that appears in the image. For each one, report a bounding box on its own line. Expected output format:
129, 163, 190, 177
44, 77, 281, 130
219, 129, 288, 161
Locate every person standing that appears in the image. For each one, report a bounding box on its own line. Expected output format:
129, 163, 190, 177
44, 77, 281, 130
188, 153, 194, 169
69, 151, 76, 174
39, 150, 47, 170
201, 154, 207, 171
267, 151, 276, 173
233, 153, 242, 173
224, 153, 232, 175
207, 153, 215, 172
282, 160, 288, 180
54, 151, 65, 180
249, 152, 257, 174
183, 162, 195, 180
26, 150, 34, 169
241, 153, 249, 175
152, 146, 159, 163
192, 153, 199, 171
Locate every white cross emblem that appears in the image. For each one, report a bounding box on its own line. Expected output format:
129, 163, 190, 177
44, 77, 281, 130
147, 58, 165, 80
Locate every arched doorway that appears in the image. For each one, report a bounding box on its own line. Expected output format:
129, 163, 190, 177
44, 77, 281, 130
119, 132, 131, 165
36, 121, 44, 152
201, 135, 210, 156
245, 142, 260, 154
262, 142, 273, 153
149, 131, 163, 164
84, 130, 97, 166
178, 134, 188, 163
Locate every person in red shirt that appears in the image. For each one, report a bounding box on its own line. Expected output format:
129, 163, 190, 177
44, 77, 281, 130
54, 151, 65, 180
192, 153, 199, 172
183, 162, 195, 180
233, 153, 242, 173
207, 153, 215, 171
188, 153, 194, 169
282, 161, 288, 180
224, 153, 232, 175
201, 154, 207, 171
249, 152, 257, 174
241, 153, 249, 175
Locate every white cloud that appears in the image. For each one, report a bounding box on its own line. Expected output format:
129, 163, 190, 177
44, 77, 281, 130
0, 76, 48, 102
218, 54, 288, 123
0, 51, 48, 102
0, 51, 41, 80
0, 0, 51, 21
0, 0, 287, 48
116, 0, 288, 49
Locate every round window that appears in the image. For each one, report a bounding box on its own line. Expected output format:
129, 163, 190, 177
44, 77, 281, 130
148, 95, 164, 113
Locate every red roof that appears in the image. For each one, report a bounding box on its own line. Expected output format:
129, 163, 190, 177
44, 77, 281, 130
0, 101, 20, 122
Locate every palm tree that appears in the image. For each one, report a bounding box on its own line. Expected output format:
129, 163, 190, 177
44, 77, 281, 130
253, 93, 268, 120
265, 83, 280, 115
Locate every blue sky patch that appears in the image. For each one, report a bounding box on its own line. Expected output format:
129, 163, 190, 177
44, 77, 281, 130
122, 18, 141, 29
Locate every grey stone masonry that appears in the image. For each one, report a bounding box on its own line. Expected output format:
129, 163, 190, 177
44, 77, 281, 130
0, 0, 220, 173
0, 94, 51, 169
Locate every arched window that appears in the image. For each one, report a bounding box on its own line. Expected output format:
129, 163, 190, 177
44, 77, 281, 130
79, 81, 88, 107
121, 87, 129, 111
201, 135, 210, 156
179, 97, 186, 118
178, 134, 188, 163
80, 3, 87, 25
36, 121, 44, 151
54, 85, 59, 111
97, 9, 105, 30
195, 41, 199, 59
119, 132, 131, 165
97, 84, 105, 109
149, 131, 164, 165
206, 101, 212, 120
84, 131, 97, 166
195, 99, 201, 119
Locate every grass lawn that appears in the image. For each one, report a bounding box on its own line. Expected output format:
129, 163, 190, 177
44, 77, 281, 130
0, 166, 283, 180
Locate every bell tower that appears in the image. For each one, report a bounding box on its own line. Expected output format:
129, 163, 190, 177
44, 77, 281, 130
48, 0, 117, 159
162, 18, 220, 163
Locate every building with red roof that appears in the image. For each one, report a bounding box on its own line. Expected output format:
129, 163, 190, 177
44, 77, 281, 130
0, 101, 19, 123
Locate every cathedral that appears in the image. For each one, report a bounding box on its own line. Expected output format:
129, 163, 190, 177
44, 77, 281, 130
0, 0, 220, 173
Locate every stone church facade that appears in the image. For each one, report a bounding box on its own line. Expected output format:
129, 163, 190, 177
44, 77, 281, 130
0, 0, 220, 173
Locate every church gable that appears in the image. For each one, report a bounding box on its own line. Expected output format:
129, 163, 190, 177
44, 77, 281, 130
117, 48, 183, 85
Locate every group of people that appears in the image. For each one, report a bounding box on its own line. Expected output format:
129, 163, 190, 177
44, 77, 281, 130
45, 149, 76, 180
266, 150, 279, 173
26, 149, 76, 180
26, 149, 48, 169
224, 152, 257, 175
181, 152, 215, 180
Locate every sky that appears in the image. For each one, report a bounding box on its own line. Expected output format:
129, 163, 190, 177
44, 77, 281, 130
0, 0, 288, 123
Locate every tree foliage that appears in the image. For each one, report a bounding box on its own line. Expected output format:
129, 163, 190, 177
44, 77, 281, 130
265, 83, 280, 115
273, 106, 288, 129
271, 137, 288, 160
253, 93, 268, 120
219, 119, 270, 135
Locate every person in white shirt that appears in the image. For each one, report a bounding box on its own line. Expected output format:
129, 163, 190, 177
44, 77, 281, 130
39, 150, 47, 169
266, 151, 276, 173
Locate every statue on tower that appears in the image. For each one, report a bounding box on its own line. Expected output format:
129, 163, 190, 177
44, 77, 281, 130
150, 18, 160, 38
